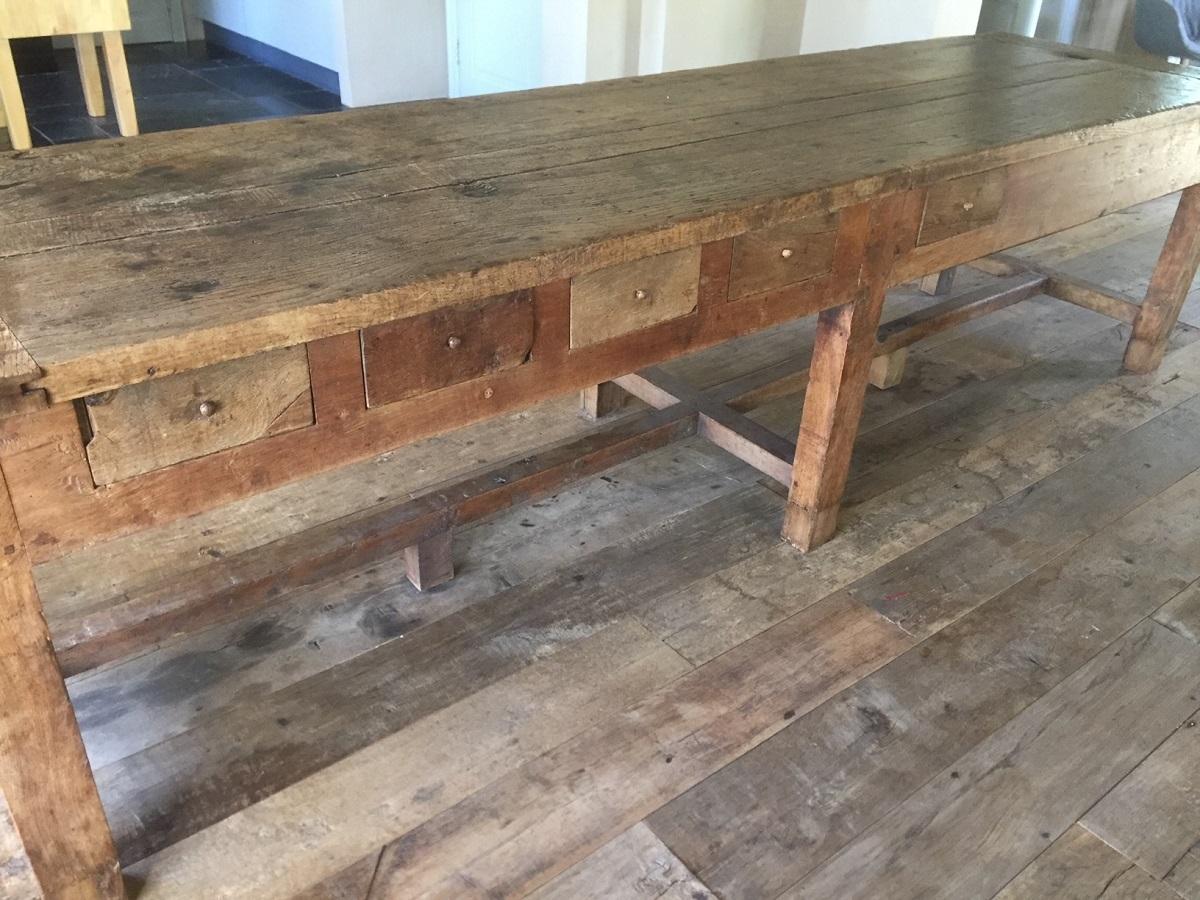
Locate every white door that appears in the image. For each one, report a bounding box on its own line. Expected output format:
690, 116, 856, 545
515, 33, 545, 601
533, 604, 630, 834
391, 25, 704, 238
448, 0, 542, 96
127, 0, 186, 42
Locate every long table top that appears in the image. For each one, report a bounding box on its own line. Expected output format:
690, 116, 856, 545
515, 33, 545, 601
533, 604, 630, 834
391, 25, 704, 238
3, 33, 1200, 401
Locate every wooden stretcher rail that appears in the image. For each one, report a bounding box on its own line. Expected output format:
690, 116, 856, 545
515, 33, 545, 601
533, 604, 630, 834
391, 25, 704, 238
3, 119, 1194, 572
55, 264, 1060, 676
968, 254, 1142, 324
54, 404, 697, 674
7, 36, 1200, 900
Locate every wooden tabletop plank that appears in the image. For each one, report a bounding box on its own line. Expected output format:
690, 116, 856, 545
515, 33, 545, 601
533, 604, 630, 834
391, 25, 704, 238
0, 35, 1048, 240
0, 53, 1102, 260
2, 34, 1200, 399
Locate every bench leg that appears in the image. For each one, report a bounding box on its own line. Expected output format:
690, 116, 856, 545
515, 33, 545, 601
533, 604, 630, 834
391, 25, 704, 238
0, 466, 123, 899
782, 195, 912, 551
1124, 184, 1200, 374
100, 32, 138, 138
579, 382, 627, 420
75, 34, 107, 118
919, 267, 957, 296
868, 347, 908, 390
0, 39, 31, 151
405, 530, 454, 591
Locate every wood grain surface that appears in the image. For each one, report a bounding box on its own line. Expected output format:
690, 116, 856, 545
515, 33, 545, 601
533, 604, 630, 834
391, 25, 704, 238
2, 36, 1199, 400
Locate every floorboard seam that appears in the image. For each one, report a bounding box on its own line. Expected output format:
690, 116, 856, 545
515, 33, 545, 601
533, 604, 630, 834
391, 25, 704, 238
743, 497, 1200, 898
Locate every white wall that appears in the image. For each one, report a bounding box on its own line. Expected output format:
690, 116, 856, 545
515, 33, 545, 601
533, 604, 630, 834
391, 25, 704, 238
656, 0, 806, 71
193, 0, 450, 106
194, 0, 985, 106
583, 0, 637, 81
519, 0, 981, 91
799, 0, 983, 53
190, 0, 340, 71
338, 0, 448, 105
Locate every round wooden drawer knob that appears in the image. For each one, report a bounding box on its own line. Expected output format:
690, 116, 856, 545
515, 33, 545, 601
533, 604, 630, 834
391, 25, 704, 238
198, 400, 218, 418
633, 288, 649, 301
780, 248, 794, 259
446, 335, 463, 349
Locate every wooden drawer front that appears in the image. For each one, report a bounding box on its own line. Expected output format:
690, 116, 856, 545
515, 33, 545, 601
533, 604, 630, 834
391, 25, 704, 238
728, 213, 838, 299
85, 346, 314, 485
363, 290, 535, 407
571, 247, 701, 349
918, 169, 1007, 245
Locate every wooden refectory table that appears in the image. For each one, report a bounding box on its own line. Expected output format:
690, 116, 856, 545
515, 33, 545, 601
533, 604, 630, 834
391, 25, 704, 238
4, 33, 1200, 899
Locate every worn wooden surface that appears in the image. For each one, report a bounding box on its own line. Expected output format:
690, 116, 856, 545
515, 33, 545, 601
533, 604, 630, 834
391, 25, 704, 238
33, 192, 1200, 897
570, 247, 701, 349
529, 823, 714, 900
1081, 716, 1200, 879
2, 35, 1200, 400
0, 1, 130, 39
362, 291, 534, 407
0, 34, 1195, 599
0, 790, 41, 900
1126, 184, 1200, 373
782, 196, 916, 550
728, 213, 838, 300
994, 825, 1179, 899
5, 34, 1200, 898
84, 345, 313, 484
0, 466, 122, 899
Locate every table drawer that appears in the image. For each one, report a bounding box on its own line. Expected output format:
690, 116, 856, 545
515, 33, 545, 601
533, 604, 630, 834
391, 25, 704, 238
84, 346, 314, 485
571, 246, 701, 349
918, 169, 1007, 245
362, 290, 535, 407
728, 213, 838, 300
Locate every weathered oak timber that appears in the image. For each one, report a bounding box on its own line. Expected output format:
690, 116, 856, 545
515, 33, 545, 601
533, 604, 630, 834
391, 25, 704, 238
783, 194, 921, 550
1126, 185, 1200, 373
4, 35, 1200, 894
919, 267, 957, 296
613, 368, 797, 486
578, 382, 628, 420
404, 531, 455, 592
2, 37, 1200, 402
0, 465, 122, 899
969, 253, 1143, 323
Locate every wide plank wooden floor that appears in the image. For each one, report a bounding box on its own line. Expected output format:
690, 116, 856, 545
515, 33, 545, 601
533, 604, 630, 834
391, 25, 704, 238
32, 192, 1200, 898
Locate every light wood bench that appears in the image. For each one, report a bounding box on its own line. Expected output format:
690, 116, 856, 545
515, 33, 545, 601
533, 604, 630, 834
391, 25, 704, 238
2, 34, 1200, 898
0, 0, 138, 150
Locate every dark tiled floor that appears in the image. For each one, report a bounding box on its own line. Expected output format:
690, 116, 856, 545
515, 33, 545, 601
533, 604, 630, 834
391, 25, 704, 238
14, 40, 343, 146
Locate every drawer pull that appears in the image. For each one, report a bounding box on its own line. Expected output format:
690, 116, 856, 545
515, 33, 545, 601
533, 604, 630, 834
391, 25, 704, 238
362, 290, 535, 407
727, 213, 838, 300
918, 169, 1006, 245
570, 246, 700, 348
83, 345, 314, 485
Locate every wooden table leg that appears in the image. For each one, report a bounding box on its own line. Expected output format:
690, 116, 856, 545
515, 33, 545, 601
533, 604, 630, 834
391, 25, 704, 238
0, 38, 31, 152
74, 34, 106, 118
405, 530, 454, 591
579, 382, 627, 420
1124, 184, 1200, 374
0, 465, 123, 899
100, 32, 138, 138
919, 267, 957, 296
782, 193, 918, 551
868, 346, 908, 390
